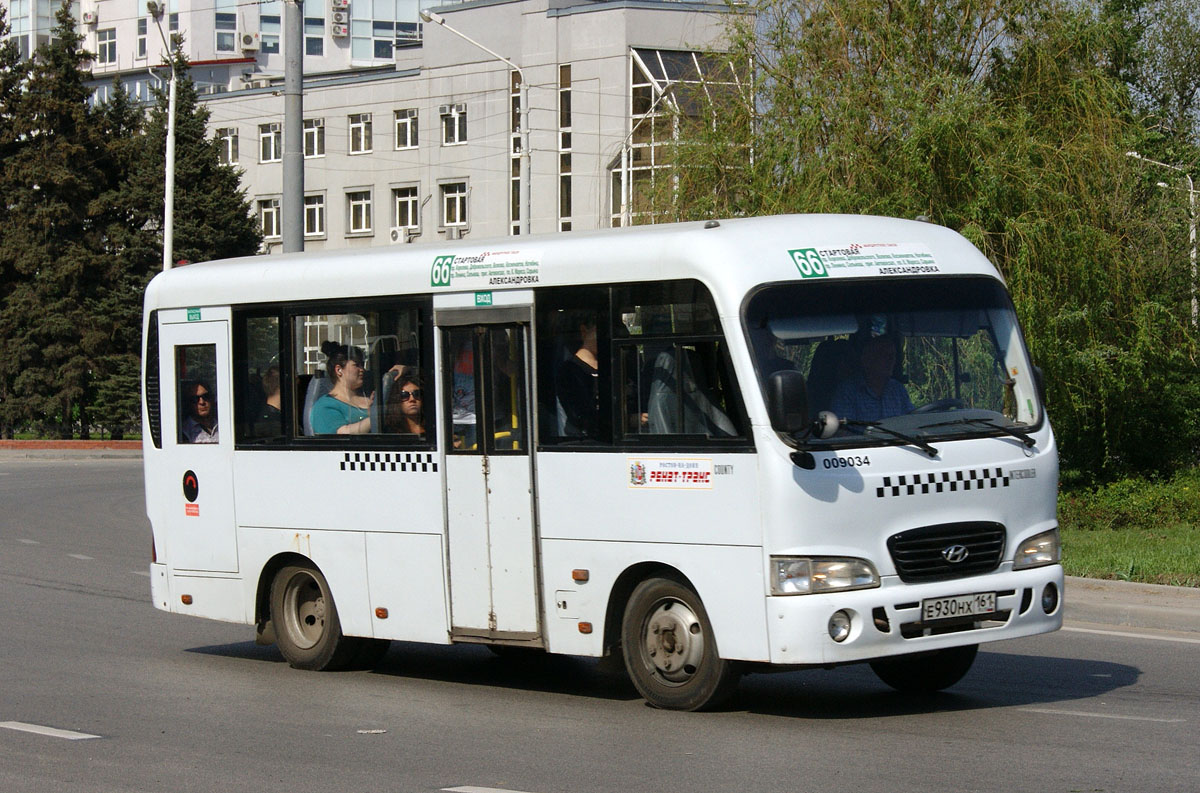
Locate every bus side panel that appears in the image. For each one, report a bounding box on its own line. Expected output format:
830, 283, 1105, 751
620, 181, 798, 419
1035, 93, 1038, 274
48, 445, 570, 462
239, 527, 375, 639
365, 532, 451, 644
539, 539, 769, 660
169, 574, 246, 623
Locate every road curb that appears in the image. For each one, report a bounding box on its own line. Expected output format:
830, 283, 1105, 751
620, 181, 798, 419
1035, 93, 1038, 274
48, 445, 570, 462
1065, 575, 1200, 634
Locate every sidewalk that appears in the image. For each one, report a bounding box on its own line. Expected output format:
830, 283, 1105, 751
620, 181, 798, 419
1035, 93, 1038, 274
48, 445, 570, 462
0, 440, 142, 459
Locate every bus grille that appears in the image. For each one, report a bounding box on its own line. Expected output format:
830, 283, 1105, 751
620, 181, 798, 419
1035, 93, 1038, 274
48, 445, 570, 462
887, 522, 1005, 583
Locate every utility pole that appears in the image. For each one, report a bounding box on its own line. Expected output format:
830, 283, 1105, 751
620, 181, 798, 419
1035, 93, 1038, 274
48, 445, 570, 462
420, 9, 529, 236
147, 1, 176, 270
282, 0, 304, 252
1127, 151, 1198, 329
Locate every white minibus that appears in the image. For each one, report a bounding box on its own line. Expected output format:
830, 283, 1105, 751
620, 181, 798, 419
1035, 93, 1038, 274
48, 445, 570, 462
143, 214, 1062, 710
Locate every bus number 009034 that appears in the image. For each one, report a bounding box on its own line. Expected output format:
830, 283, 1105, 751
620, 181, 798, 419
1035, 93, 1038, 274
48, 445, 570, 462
823, 455, 870, 469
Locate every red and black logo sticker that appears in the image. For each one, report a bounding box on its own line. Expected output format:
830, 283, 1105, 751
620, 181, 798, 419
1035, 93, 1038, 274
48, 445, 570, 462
182, 470, 199, 502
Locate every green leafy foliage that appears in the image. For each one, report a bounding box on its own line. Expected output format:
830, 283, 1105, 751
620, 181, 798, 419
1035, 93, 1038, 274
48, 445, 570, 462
659, 0, 1200, 479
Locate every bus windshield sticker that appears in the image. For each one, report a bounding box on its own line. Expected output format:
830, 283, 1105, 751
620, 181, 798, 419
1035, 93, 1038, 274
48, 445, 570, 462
628, 458, 714, 490
788, 243, 939, 278
430, 250, 541, 289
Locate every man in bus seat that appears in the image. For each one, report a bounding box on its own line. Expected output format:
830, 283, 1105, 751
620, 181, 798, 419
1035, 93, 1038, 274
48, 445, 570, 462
182, 380, 219, 443
829, 333, 913, 423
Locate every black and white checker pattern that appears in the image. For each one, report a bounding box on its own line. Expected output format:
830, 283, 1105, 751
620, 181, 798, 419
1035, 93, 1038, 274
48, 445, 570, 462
340, 452, 438, 473
876, 467, 1009, 498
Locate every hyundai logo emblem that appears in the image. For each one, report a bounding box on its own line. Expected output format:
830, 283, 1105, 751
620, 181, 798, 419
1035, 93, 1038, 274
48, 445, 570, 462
942, 544, 970, 564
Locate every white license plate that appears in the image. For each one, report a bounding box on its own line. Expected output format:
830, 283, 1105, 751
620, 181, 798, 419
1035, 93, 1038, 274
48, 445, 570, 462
921, 592, 996, 622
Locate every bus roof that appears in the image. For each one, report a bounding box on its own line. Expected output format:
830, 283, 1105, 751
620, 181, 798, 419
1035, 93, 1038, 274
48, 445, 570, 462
144, 214, 1003, 314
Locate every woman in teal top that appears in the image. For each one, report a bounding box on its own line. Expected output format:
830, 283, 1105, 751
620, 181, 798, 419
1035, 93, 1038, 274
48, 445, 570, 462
311, 341, 374, 435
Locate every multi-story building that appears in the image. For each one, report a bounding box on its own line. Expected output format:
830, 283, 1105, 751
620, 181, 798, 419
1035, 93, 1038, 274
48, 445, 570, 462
3, 0, 740, 250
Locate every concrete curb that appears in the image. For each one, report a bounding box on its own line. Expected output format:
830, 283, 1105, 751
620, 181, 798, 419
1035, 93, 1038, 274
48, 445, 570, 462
1065, 575, 1200, 634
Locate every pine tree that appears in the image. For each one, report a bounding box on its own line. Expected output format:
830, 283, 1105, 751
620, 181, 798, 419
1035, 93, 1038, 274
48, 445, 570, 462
0, 0, 104, 438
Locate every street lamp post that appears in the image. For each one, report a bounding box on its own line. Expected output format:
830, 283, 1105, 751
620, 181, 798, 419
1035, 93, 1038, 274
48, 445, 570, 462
1127, 150, 1198, 328
420, 9, 529, 236
147, 1, 176, 270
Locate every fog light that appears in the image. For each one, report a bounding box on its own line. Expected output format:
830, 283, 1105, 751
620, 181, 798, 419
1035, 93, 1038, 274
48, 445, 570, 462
1041, 582, 1059, 614
828, 610, 851, 642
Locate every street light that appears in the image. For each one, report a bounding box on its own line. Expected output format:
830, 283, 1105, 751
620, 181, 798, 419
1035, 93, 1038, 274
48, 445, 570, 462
147, 1, 176, 271
1127, 150, 1197, 328
420, 9, 529, 236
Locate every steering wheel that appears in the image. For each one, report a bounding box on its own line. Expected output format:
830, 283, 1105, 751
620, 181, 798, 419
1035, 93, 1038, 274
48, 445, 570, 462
911, 398, 964, 414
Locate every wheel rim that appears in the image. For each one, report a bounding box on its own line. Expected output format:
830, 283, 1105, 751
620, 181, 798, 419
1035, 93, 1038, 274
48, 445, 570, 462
282, 571, 326, 650
640, 597, 706, 686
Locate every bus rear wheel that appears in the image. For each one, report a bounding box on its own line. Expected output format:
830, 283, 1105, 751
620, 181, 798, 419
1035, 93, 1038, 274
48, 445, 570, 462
621, 576, 740, 711
870, 644, 979, 693
270, 564, 363, 671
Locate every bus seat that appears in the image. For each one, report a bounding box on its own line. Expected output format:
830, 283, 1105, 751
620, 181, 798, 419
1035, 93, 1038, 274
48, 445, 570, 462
302, 372, 331, 436
807, 338, 853, 415
646, 349, 736, 437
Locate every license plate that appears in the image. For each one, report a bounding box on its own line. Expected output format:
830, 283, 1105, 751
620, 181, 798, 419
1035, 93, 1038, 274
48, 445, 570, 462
921, 592, 996, 622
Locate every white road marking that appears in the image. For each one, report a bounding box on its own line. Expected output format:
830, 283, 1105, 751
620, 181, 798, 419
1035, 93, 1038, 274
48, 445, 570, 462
67, 554, 93, 560
17, 539, 39, 545
443, 788, 538, 793
0, 722, 101, 740
1063, 625, 1200, 645
1019, 708, 1184, 724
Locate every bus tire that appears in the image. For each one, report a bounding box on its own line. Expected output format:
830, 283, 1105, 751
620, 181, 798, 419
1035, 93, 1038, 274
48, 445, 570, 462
621, 576, 740, 711
270, 564, 359, 671
870, 644, 979, 693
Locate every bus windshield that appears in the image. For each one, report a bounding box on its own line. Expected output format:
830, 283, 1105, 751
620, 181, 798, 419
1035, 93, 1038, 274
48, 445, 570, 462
745, 276, 1042, 446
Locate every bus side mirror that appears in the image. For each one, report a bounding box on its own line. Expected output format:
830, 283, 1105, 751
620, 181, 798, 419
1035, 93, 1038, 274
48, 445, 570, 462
1032, 365, 1047, 407
767, 370, 809, 434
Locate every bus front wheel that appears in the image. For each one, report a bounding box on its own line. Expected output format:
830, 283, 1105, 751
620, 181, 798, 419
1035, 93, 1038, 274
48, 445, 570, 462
870, 644, 979, 693
270, 564, 364, 671
621, 576, 740, 711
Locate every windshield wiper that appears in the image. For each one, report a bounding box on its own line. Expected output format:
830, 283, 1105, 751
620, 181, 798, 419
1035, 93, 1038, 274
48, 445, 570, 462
842, 420, 940, 458
919, 417, 1035, 447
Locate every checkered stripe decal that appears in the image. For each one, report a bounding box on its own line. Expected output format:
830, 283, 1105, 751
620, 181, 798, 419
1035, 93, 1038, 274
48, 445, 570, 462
341, 452, 438, 473
876, 467, 1009, 498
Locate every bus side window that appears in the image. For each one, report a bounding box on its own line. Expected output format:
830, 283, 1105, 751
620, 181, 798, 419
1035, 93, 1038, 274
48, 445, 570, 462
536, 287, 611, 446
237, 315, 285, 443
176, 344, 219, 444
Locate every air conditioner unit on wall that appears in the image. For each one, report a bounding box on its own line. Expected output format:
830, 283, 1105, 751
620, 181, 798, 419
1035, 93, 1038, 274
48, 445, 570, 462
331, 23, 349, 38
389, 227, 413, 244
330, 0, 350, 8
331, 11, 348, 24
241, 31, 261, 51
82, 10, 98, 25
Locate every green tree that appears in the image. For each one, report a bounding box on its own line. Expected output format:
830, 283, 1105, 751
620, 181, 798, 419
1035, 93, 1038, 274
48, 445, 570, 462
660, 0, 1199, 478
0, 0, 104, 438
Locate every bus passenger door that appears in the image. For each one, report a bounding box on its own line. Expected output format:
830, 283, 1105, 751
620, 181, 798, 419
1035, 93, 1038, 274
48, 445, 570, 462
441, 321, 540, 643
157, 314, 239, 573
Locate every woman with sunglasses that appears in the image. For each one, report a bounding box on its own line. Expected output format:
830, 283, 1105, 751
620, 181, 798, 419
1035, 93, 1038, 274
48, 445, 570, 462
311, 341, 375, 435
182, 380, 219, 443
383, 373, 425, 435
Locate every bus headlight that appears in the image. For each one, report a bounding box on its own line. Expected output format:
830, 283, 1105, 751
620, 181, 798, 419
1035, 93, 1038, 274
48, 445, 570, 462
770, 557, 879, 596
1013, 528, 1061, 570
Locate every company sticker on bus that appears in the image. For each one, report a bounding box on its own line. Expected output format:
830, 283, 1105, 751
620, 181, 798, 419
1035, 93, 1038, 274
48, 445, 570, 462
628, 458, 714, 490
430, 250, 541, 289
788, 243, 939, 279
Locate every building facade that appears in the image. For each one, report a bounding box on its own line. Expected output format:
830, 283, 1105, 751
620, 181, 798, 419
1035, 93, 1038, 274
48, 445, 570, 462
3, 0, 739, 250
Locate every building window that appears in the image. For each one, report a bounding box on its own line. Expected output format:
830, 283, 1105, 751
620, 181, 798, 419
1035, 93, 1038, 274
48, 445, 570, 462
349, 113, 372, 154
441, 105, 466, 145
559, 64, 572, 231
305, 17, 324, 56
394, 108, 417, 149
441, 182, 468, 228
393, 186, 419, 230
303, 118, 324, 158
304, 194, 325, 237
215, 13, 237, 52
216, 128, 238, 164
259, 122, 281, 163
136, 19, 147, 60
260, 15, 281, 54
96, 28, 117, 65
346, 190, 373, 234
169, 12, 178, 32
258, 198, 281, 240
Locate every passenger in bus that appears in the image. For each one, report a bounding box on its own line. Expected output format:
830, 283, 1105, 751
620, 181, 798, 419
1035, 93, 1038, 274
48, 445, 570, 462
383, 373, 425, 435
310, 341, 374, 435
253, 365, 282, 436
830, 333, 913, 423
182, 380, 219, 443
806, 338, 854, 415
555, 310, 600, 438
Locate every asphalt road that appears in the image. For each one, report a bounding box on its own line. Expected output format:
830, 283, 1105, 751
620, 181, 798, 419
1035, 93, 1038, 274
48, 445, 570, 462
2, 457, 1198, 793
